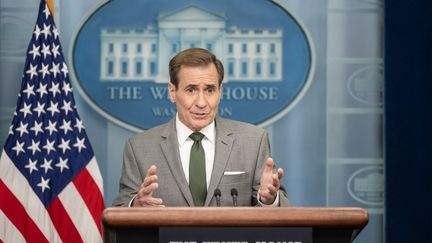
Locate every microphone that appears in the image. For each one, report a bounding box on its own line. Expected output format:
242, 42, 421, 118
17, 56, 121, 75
230, 188, 238, 207
214, 188, 221, 207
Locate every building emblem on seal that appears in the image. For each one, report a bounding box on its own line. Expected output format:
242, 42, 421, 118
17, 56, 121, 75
347, 166, 384, 206
70, 0, 315, 131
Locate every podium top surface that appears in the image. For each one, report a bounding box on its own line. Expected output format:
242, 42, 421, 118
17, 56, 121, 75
102, 207, 368, 229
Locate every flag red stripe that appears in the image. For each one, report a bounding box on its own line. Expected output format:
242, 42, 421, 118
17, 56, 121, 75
0, 180, 49, 243
47, 197, 84, 243
73, 168, 105, 235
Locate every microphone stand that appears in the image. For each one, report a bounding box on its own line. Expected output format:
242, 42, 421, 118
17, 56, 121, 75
230, 188, 238, 207
214, 188, 221, 207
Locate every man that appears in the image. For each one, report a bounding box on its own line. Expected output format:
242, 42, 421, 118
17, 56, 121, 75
112, 48, 289, 207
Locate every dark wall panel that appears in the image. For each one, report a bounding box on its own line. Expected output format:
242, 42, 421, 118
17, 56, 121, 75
385, 1, 432, 242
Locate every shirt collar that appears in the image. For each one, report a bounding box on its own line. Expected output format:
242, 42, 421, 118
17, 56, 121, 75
176, 113, 216, 145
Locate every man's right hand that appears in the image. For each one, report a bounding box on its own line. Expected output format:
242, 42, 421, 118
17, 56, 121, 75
132, 165, 165, 207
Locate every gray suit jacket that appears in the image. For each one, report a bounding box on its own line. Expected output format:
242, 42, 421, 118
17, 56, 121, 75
112, 116, 289, 207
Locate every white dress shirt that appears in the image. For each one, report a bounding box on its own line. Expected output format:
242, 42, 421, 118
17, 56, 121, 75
176, 114, 215, 188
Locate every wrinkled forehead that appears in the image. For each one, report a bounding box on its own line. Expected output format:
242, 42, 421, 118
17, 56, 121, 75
177, 64, 219, 85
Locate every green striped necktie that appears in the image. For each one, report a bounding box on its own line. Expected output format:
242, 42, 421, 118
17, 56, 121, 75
189, 132, 207, 206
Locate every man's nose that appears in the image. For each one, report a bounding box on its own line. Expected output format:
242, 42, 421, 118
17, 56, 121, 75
195, 92, 207, 107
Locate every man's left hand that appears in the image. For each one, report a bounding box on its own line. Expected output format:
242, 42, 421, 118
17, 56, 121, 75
259, 157, 284, 205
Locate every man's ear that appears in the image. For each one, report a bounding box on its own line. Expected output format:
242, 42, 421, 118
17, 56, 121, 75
168, 82, 176, 102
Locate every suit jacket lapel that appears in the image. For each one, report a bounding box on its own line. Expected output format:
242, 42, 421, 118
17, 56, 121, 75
160, 118, 194, 206
205, 117, 234, 205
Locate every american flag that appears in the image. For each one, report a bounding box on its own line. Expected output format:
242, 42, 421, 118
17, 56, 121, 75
0, 1, 105, 242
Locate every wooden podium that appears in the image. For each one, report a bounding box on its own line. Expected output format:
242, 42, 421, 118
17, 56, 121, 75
102, 207, 368, 243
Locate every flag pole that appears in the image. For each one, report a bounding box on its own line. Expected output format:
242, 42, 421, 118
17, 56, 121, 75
45, 0, 55, 16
